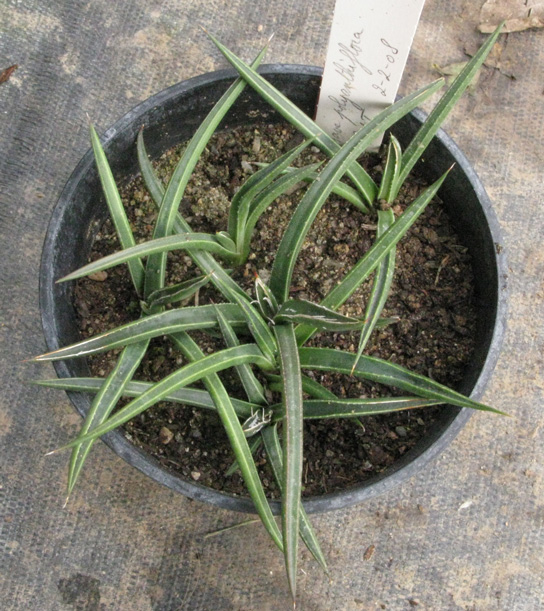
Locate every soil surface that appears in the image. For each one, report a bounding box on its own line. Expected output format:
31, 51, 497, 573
74, 122, 476, 499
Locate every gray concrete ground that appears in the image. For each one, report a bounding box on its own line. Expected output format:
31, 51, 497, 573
1, 0, 543, 609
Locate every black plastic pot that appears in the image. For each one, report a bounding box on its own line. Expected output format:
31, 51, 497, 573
40, 66, 507, 514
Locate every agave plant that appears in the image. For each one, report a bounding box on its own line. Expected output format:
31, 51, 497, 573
35, 25, 505, 600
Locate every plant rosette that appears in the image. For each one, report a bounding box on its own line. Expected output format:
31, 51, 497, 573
36, 28, 507, 599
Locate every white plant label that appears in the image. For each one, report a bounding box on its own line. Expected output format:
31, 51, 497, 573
316, 0, 426, 145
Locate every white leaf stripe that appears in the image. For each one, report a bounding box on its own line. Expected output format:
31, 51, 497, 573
274, 324, 304, 598
33, 304, 246, 361
170, 332, 283, 552
269, 79, 444, 303
67, 341, 149, 495
295, 170, 449, 345
36, 376, 256, 417
299, 348, 506, 415
56, 345, 273, 448
393, 24, 503, 201
143, 45, 269, 299
60, 233, 237, 283
205, 30, 379, 205
90, 124, 145, 294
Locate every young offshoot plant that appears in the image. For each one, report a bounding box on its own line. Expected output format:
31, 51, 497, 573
35, 25, 505, 601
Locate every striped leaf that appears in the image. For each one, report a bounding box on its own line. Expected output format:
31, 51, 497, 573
295, 169, 450, 345
253, 162, 369, 212
261, 425, 328, 574
35, 376, 256, 418
67, 340, 148, 497
145, 274, 211, 308
170, 331, 283, 552
143, 45, 270, 300
376, 135, 402, 203
272, 396, 441, 421
38, 376, 441, 421
204, 30, 379, 205
254, 273, 279, 323
137, 127, 165, 206
89, 124, 145, 295
269, 78, 445, 304
32, 303, 246, 361
391, 24, 504, 202
266, 373, 337, 400
58, 232, 238, 283
275, 299, 366, 331
298, 347, 508, 415
274, 323, 304, 599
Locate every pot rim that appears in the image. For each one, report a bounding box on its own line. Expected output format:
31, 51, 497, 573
40, 64, 508, 514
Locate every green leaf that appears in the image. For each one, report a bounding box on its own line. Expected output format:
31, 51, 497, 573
377, 135, 402, 203
272, 396, 441, 420
391, 24, 504, 202
274, 323, 304, 599
210, 270, 277, 367
375, 316, 400, 329
240, 163, 322, 261
41, 375, 442, 422
89, 123, 145, 295
55, 344, 274, 448
145, 274, 211, 308
35, 376, 256, 418
352, 208, 396, 372
295, 168, 451, 345
253, 162, 369, 212
266, 373, 337, 400
228, 136, 317, 251
268, 78, 445, 304
254, 273, 279, 323
170, 331, 283, 552
261, 425, 328, 574
137, 128, 255, 307
58, 232, 237, 283
67, 340, 148, 497
275, 299, 366, 331
215, 231, 237, 252
225, 435, 262, 476
298, 347, 508, 415
215, 305, 268, 405
142, 45, 270, 301
137, 128, 165, 206
204, 30, 379, 205
32, 303, 246, 361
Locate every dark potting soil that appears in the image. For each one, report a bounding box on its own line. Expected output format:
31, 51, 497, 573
73, 122, 476, 499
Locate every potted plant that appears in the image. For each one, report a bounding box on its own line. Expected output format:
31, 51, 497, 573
35, 26, 507, 599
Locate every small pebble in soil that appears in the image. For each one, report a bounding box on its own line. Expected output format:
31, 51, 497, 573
159, 427, 174, 445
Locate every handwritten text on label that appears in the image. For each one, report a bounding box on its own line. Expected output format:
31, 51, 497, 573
316, 0, 426, 144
